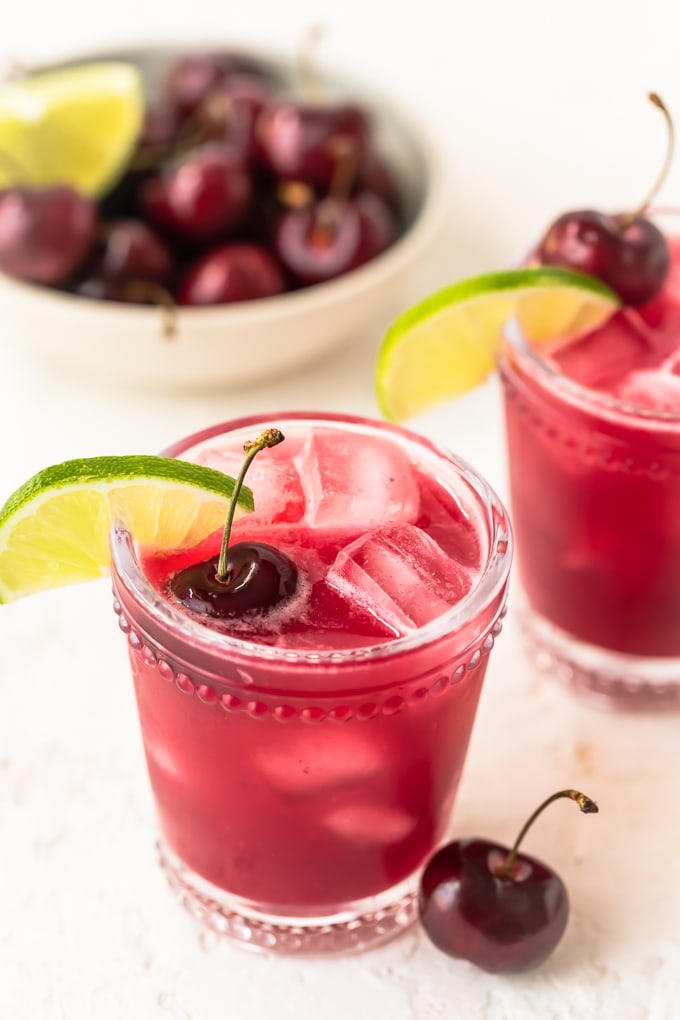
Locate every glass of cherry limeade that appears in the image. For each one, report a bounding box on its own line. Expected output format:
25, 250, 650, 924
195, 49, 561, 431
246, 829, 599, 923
500, 228, 680, 710
110, 411, 512, 954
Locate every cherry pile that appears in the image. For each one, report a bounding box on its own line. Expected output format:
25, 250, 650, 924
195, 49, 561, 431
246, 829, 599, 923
0, 50, 404, 306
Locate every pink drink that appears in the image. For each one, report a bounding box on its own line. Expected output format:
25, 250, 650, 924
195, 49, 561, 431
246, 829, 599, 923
110, 413, 511, 953
500, 238, 680, 709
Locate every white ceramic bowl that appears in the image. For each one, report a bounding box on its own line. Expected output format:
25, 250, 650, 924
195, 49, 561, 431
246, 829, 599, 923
0, 46, 446, 393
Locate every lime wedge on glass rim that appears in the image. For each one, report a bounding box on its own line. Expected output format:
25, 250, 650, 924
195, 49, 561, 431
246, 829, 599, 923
0, 456, 253, 603
375, 266, 621, 422
0, 61, 144, 196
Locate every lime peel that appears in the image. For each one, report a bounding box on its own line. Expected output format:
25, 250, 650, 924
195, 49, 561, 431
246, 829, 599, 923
0, 455, 253, 603
375, 266, 621, 422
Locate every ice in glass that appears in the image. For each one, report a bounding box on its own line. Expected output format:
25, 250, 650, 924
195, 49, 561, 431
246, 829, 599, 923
110, 412, 511, 953
500, 237, 680, 709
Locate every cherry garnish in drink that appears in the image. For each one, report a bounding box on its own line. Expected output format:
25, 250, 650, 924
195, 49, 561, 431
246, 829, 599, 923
418, 788, 599, 973
537, 93, 673, 306
170, 429, 299, 619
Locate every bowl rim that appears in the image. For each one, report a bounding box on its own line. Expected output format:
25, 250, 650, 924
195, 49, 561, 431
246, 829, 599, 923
0, 41, 448, 324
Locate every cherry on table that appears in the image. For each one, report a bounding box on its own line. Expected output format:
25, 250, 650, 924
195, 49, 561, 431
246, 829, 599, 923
0, 186, 97, 286
169, 429, 299, 621
418, 789, 599, 974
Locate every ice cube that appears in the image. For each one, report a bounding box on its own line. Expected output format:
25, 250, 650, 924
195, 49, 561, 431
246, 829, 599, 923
252, 728, 384, 798
323, 802, 418, 845
295, 429, 420, 535
190, 437, 306, 527
614, 366, 680, 412
326, 524, 472, 634
549, 311, 655, 392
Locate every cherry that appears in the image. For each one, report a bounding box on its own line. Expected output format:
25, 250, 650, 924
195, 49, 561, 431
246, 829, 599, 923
0, 186, 97, 286
418, 789, 599, 974
169, 429, 299, 620
356, 152, 402, 214
195, 74, 274, 167
170, 542, 297, 618
140, 142, 252, 247
274, 190, 396, 285
165, 52, 272, 118
178, 242, 285, 305
257, 100, 371, 189
537, 93, 674, 306
94, 219, 175, 286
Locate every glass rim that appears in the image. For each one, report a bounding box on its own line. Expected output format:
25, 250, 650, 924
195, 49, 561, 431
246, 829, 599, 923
110, 411, 512, 667
500, 316, 680, 426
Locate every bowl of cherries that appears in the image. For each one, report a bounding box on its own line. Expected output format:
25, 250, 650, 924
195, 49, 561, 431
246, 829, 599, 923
0, 44, 444, 391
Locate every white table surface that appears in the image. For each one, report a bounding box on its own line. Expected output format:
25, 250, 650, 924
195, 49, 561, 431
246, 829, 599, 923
2, 3, 680, 1018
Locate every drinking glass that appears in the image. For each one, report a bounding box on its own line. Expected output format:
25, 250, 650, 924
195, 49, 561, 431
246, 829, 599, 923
500, 319, 680, 710
110, 412, 512, 953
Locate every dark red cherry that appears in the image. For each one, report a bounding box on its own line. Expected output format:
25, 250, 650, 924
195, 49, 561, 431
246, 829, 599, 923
178, 242, 285, 305
274, 190, 396, 285
356, 152, 402, 214
418, 790, 598, 974
537, 92, 674, 306
257, 100, 371, 189
196, 74, 274, 166
169, 543, 298, 618
96, 219, 175, 286
537, 209, 670, 306
166, 52, 273, 117
419, 839, 568, 974
140, 143, 252, 247
0, 186, 97, 285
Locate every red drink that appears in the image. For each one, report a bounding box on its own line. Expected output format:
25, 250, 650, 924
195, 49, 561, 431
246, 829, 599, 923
500, 238, 680, 709
111, 412, 511, 953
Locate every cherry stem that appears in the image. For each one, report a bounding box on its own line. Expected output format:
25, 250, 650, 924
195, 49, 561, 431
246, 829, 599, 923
620, 92, 675, 228
297, 23, 326, 104
121, 280, 178, 340
215, 428, 285, 581
317, 136, 359, 234
498, 789, 599, 879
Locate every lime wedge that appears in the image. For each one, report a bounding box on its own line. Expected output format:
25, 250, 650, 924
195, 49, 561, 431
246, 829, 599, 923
375, 267, 621, 421
0, 62, 144, 196
0, 456, 253, 603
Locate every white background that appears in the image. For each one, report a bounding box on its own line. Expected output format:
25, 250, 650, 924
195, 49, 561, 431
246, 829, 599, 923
1, 3, 680, 1018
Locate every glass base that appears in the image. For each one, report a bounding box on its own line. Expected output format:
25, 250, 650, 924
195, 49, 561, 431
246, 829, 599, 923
519, 605, 680, 711
158, 839, 419, 955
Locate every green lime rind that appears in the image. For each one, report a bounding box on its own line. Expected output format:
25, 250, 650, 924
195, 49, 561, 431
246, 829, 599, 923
375, 266, 621, 421
0, 456, 253, 528
380, 267, 619, 352
0, 455, 253, 604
